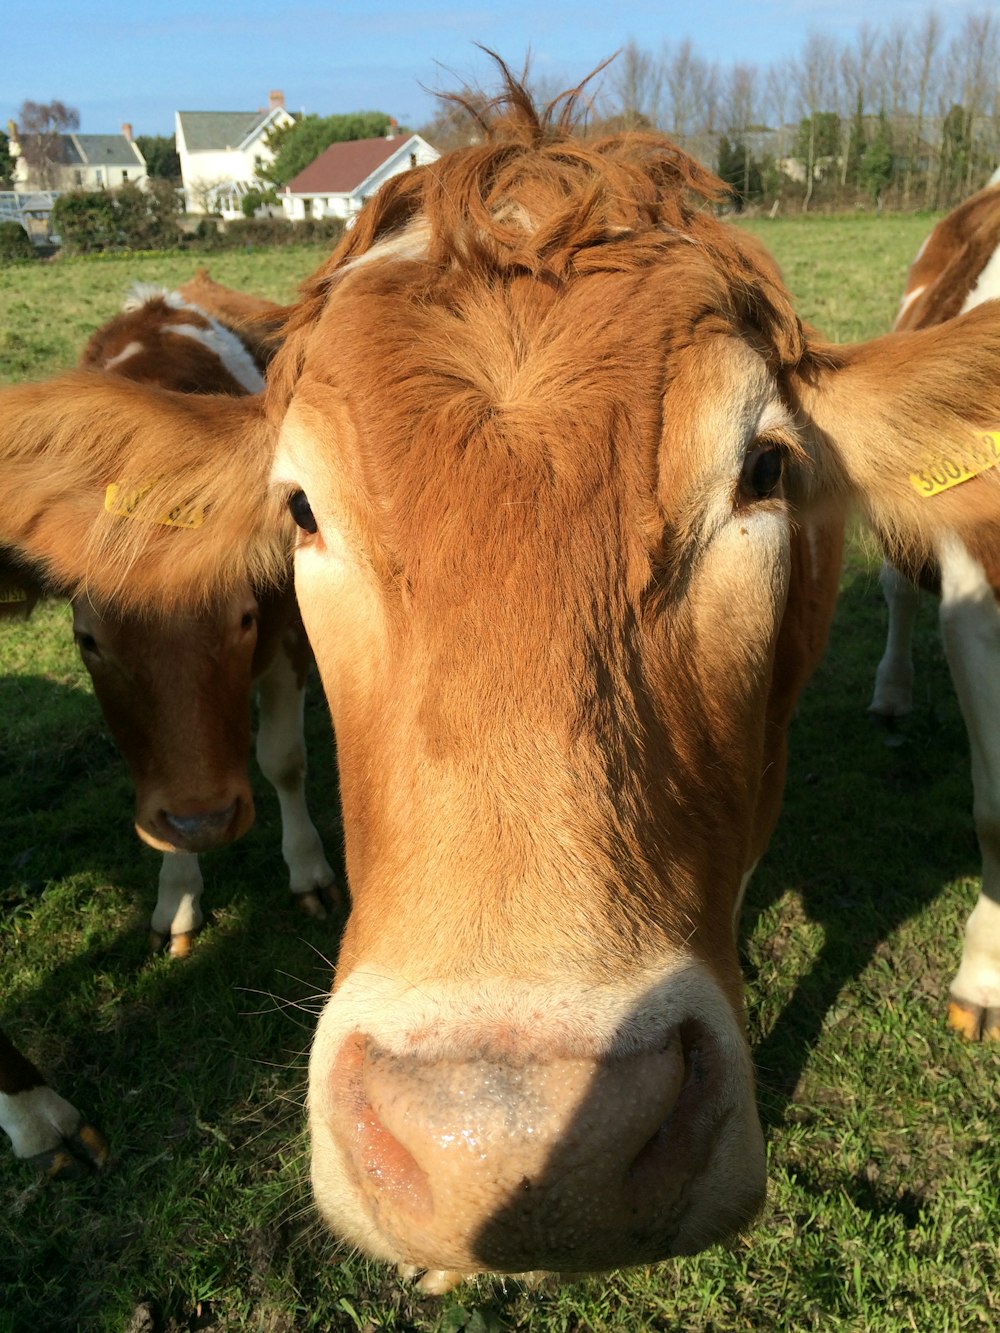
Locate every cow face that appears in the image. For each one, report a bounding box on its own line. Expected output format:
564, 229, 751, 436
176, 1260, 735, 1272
71, 591, 260, 853
268, 179, 822, 1273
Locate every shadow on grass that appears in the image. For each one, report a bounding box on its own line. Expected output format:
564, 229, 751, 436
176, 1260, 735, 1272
740, 561, 978, 1128
1, 669, 347, 1326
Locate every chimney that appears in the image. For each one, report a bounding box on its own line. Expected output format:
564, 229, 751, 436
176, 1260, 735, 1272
121, 122, 134, 142
386, 117, 398, 140
269, 90, 285, 111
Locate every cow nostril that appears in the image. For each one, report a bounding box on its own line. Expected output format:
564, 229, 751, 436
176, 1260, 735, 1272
161, 801, 239, 842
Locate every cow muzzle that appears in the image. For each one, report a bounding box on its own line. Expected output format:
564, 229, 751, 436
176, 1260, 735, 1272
308, 970, 766, 1276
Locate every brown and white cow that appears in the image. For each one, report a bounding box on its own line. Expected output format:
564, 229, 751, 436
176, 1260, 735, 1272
28, 272, 336, 953
4, 76, 1000, 1282
869, 179, 1000, 1042
0, 274, 334, 1176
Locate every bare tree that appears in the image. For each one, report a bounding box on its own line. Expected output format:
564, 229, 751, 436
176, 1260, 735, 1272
16, 99, 79, 189
903, 10, 941, 207
839, 25, 877, 190
793, 33, 837, 210
722, 64, 759, 200
604, 41, 663, 130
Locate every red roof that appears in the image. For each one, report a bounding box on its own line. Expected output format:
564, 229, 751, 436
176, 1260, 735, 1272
286, 135, 415, 195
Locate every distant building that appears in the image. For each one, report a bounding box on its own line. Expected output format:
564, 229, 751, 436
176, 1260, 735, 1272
281, 131, 439, 223
9, 123, 147, 192
175, 91, 294, 216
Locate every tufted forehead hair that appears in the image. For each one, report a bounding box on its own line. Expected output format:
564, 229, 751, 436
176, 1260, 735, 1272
268, 64, 805, 410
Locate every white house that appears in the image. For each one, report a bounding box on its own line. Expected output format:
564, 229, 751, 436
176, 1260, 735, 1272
176, 91, 294, 216
9, 124, 147, 192
281, 132, 438, 223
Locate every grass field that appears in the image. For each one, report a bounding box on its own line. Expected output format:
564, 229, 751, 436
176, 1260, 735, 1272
1, 217, 999, 1332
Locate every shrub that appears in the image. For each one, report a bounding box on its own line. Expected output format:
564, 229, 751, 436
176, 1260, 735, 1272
0, 220, 35, 263
51, 180, 182, 254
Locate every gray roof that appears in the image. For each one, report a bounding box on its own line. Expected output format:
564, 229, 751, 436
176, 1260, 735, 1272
177, 110, 272, 153
17, 133, 143, 167
71, 135, 144, 166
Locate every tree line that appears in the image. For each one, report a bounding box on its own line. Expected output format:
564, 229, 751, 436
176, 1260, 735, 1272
580, 10, 1000, 211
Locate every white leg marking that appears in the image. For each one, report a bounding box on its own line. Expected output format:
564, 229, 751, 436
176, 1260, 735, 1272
937, 537, 1000, 1011
869, 561, 921, 717
0, 1085, 80, 1160
255, 648, 335, 898
151, 851, 205, 937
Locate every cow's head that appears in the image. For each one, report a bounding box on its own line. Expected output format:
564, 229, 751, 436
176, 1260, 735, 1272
6, 74, 1000, 1280
70, 587, 267, 854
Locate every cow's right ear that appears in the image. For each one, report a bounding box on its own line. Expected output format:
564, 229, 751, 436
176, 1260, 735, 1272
0, 371, 290, 613
787, 302, 1000, 569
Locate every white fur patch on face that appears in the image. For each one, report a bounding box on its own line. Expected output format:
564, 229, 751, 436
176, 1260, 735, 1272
122, 282, 170, 312
118, 284, 265, 393
895, 283, 926, 323
168, 320, 264, 393
333, 216, 431, 282
102, 340, 145, 371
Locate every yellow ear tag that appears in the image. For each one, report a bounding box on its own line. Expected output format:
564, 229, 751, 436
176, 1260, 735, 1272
910, 432, 1000, 497
105, 482, 204, 529
0, 587, 28, 605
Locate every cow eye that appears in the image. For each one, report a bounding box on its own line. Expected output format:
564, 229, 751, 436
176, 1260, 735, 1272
739, 444, 784, 502
74, 631, 99, 656
288, 489, 318, 534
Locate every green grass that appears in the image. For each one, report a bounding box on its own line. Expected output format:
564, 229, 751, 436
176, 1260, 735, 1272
2, 218, 999, 1331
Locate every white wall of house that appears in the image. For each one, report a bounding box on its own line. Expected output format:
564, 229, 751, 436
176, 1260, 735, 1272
280, 135, 438, 223
176, 107, 293, 213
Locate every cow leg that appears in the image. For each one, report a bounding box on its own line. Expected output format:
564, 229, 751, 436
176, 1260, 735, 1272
150, 851, 205, 958
869, 561, 921, 718
938, 538, 1000, 1040
0, 1029, 107, 1175
255, 641, 339, 917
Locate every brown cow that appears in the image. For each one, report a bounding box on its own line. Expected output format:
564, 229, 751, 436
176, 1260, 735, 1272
4, 75, 1000, 1284
63, 273, 334, 952
869, 178, 1000, 1041
0, 275, 334, 1176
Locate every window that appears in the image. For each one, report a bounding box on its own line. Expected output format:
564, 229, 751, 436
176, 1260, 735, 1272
121, 170, 128, 182
94, 169, 103, 186
302, 198, 312, 218
410, 152, 417, 169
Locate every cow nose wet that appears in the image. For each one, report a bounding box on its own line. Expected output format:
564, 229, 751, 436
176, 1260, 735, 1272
160, 801, 241, 851
326, 1023, 729, 1274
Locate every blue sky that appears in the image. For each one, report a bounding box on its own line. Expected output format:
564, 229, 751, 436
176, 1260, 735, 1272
3, 2, 977, 138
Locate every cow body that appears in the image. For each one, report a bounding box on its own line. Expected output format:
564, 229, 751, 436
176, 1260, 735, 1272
869, 182, 1000, 1040
5, 76, 1000, 1280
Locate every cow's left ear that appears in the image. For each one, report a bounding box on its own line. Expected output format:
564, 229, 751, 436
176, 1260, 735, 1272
788, 300, 1000, 567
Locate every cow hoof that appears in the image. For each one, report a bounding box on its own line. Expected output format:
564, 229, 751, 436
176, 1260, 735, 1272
31, 1122, 109, 1178
168, 931, 197, 959
947, 997, 1000, 1041
149, 928, 197, 958
294, 884, 344, 920
397, 1264, 466, 1295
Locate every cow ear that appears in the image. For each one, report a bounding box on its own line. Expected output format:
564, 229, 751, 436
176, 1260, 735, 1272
789, 302, 1000, 569
0, 371, 290, 613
